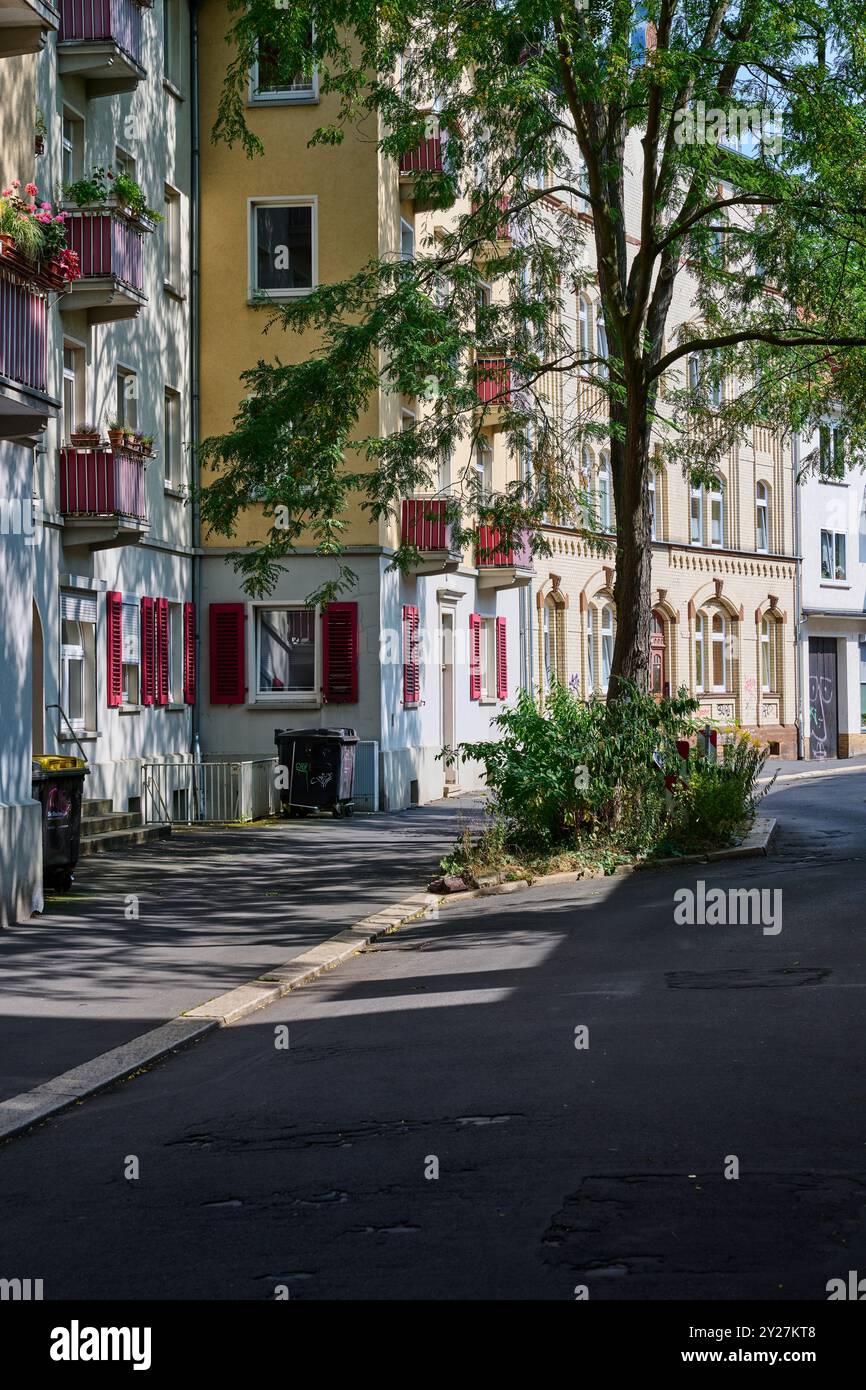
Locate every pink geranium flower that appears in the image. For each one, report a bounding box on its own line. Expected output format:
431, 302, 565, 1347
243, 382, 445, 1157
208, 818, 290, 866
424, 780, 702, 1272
25, 182, 38, 196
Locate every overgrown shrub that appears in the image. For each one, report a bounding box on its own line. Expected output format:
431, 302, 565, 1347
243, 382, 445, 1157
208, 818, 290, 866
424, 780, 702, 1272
669, 727, 769, 851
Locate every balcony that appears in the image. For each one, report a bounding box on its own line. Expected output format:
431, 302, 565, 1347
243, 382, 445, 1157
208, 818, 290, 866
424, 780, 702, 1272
57, 0, 146, 96
474, 356, 511, 428
399, 124, 444, 197
400, 498, 461, 575
0, 255, 60, 440
470, 196, 512, 262
60, 207, 147, 322
0, 0, 58, 58
475, 525, 534, 591
59, 445, 149, 549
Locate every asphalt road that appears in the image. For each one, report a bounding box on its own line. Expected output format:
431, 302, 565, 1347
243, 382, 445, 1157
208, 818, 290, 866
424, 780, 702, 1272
0, 769, 864, 1300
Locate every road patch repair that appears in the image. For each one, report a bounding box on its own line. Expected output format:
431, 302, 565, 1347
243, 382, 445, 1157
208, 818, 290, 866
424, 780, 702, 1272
0, 817, 776, 1146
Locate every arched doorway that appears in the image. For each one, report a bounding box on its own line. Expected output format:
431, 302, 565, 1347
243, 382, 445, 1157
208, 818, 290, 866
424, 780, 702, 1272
32, 601, 44, 755
650, 612, 666, 698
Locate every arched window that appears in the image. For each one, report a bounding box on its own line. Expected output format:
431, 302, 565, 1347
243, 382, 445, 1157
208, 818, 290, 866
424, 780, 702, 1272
650, 612, 666, 696
600, 603, 615, 692
709, 476, 724, 547
598, 453, 611, 531
711, 612, 727, 690
578, 295, 591, 358
761, 616, 778, 692
694, 613, 705, 691
756, 481, 769, 552
542, 595, 565, 689
690, 482, 703, 544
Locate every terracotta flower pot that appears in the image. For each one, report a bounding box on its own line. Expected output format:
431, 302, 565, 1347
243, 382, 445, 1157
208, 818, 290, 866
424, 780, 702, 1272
107, 429, 124, 448
70, 433, 100, 449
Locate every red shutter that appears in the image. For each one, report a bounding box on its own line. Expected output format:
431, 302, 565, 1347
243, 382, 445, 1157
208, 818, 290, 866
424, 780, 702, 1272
140, 596, 154, 705
209, 602, 246, 704
402, 604, 420, 704
155, 597, 169, 705
183, 601, 196, 705
496, 616, 508, 699
106, 591, 123, 707
322, 601, 358, 704
469, 613, 481, 700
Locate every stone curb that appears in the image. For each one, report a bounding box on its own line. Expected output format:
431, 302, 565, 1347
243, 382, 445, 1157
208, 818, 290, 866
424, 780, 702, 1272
0, 894, 439, 1146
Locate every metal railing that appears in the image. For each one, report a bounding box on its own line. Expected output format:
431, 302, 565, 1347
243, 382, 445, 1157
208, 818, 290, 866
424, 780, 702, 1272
0, 264, 48, 393
59, 446, 148, 521
141, 759, 278, 825
59, 0, 144, 65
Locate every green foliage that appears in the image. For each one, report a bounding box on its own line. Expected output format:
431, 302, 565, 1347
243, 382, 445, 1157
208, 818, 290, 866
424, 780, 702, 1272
669, 728, 769, 852
64, 167, 162, 224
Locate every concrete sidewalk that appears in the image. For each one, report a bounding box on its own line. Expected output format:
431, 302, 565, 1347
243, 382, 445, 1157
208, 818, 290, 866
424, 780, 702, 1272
0, 796, 486, 1103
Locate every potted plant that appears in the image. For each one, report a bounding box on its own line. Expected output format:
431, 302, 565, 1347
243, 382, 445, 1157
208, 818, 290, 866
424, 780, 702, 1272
69, 422, 101, 448
123, 424, 137, 448
34, 108, 47, 157
139, 434, 155, 457
106, 418, 125, 448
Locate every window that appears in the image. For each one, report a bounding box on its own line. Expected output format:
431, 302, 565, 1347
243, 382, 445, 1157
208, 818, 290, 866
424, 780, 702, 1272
711, 612, 727, 690
163, 0, 183, 90
116, 366, 137, 431
256, 606, 316, 696
688, 354, 701, 395
250, 199, 315, 298
121, 597, 140, 705
710, 357, 723, 409
821, 530, 847, 581
694, 613, 705, 691
596, 313, 609, 378
115, 145, 135, 179
650, 613, 665, 695
761, 616, 777, 693
163, 187, 181, 290
62, 110, 84, 186
62, 343, 84, 443
690, 483, 703, 544
542, 596, 565, 689
648, 470, 657, 539
578, 294, 590, 358
475, 439, 493, 500
600, 604, 614, 693
860, 639, 866, 731
586, 607, 594, 691
476, 279, 492, 336
168, 602, 183, 702
164, 388, 182, 487
60, 592, 97, 732
251, 28, 316, 103
709, 476, 724, 547
597, 454, 611, 530
400, 217, 415, 263
819, 424, 845, 475
756, 481, 769, 552
479, 617, 497, 698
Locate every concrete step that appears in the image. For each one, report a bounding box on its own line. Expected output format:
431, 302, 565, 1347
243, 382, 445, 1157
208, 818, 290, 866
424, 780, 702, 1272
78, 824, 171, 858
82, 798, 113, 816
80, 811, 142, 835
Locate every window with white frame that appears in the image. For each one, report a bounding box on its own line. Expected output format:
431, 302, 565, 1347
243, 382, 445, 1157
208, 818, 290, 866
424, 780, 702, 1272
251, 28, 316, 102
62, 109, 84, 186
163, 187, 182, 290
596, 313, 609, 378
819, 423, 845, 475
479, 617, 497, 698
761, 616, 777, 692
121, 597, 140, 705
821, 529, 847, 581
756, 480, 770, 552
115, 366, 137, 431
167, 601, 183, 702
400, 217, 415, 262
164, 387, 182, 486
250, 200, 315, 297
711, 612, 727, 689
586, 607, 594, 690
542, 596, 565, 689
690, 482, 703, 544
475, 438, 493, 500
578, 294, 590, 358
62, 343, 85, 443
597, 453, 611, 530
256, 606, 316, 697
163, 0, 183, 90
115, 144, 135, 179
709, 476, 724, 547
600, 604, 614, 693
475, 278, 492, 336
688, 354, 701, 395
648, 470, 657, 539
60, 592, 97, 732
694, 612, 705, 690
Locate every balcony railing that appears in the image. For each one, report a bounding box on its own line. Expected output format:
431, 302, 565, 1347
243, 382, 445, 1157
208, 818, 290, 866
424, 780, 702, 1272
59, 446, 147, 521
475, 357, 511, 406
0, 263, 48, 394
470, 195, 511, 243
401, 497, 452, 551
64, 209, 144, 294
59, 0, 143, 65
476, 525, 533, 570
399, 130, 444, 177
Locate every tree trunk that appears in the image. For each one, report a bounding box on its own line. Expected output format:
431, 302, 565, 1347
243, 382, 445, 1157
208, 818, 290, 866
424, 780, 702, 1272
608, 391, 653, 701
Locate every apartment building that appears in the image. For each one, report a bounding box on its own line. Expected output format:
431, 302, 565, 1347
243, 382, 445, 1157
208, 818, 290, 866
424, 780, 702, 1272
529, 132, 799, 757
196, 11, 528, 810
0, 0, 195, 921
797, 423, 866, 759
